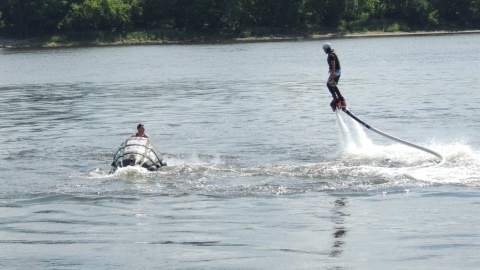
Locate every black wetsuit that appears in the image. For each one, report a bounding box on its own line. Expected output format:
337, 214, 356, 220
326, 50, 343, 100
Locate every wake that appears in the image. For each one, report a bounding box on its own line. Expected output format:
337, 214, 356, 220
85, 114, 480, 189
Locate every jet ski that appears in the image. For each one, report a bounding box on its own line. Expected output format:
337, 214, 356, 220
111, 137, 166, 173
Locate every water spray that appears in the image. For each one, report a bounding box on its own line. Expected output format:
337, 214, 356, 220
341, 108, 446, 165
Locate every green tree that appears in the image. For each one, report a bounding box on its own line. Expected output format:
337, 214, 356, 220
432, 0, 479, 26
60, 0, 134, 31
0, 11, 4, 28
171, 0, 229, 31
470, 0, 480, 27
217, 0, 243, 30
361, 0, 385, 18
140, 0, 176, 28
0, 0, 68, 37
300, 0, 328, 28
323, 0, 346, 26
1, 0, 479, 40
273, 0, 304, 29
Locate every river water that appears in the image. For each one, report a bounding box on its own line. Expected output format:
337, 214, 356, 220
1, 34, 480, 269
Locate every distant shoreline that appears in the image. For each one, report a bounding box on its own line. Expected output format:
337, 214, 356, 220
1, 29, 479, 49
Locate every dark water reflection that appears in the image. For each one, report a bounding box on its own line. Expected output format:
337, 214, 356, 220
330, 197, 349, 258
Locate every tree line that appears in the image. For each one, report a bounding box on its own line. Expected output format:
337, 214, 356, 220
0, 0, 479, 39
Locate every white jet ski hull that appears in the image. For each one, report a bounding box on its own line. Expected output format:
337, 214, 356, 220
111, 137, 166, 173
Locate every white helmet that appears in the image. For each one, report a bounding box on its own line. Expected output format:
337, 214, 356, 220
323, 43, 331, 51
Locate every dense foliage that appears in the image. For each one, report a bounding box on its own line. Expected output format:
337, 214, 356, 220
0, 0, 479, 38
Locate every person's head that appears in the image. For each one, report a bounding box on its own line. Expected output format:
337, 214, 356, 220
137, 123, 145, 132
323, 43, 332, 54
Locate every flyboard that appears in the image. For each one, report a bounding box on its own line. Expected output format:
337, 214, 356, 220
341, 107, 446, 165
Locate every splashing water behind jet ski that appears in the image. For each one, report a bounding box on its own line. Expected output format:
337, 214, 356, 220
111, 137, 167, 173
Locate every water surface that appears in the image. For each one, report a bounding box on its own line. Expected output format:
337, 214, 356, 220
1, 34, 480, 269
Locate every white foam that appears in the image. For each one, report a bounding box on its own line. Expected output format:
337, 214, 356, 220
164, 153, 223, 166
334, 112, 480, 185
405, 143, 480, 185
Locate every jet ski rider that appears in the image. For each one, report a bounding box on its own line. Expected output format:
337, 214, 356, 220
133, 123, 149, 138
